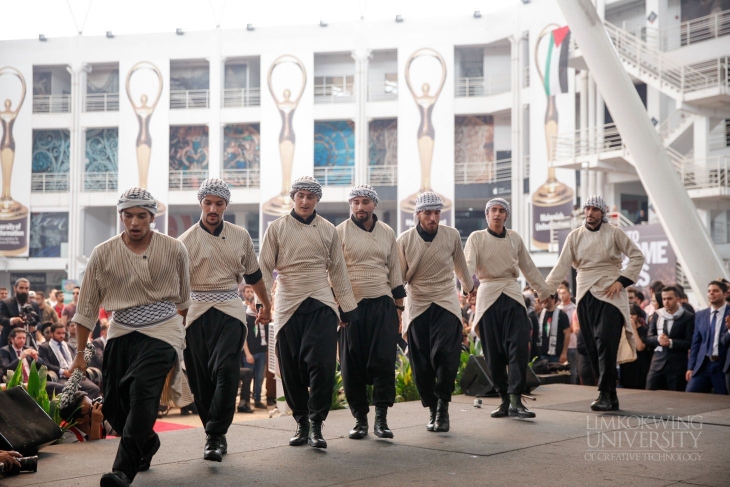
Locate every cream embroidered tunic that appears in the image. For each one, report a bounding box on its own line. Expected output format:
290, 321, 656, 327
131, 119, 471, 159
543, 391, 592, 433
397, 225, 474, 333
464, 229, 552, 325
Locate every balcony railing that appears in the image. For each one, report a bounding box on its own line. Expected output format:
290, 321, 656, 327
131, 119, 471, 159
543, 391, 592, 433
169, 169, 209, 190
222, 88, 261, 108
31, 173, 69, 192
623, 9, 730, 51
676, 155, 730, 192
313, 166, 354, 185
454, 74, 511, 98
170, 89, 210, 109
367, 165, 398, 186
454, 159, 512, 185
33, 94, 71, 113
221, 168, 260, 188
367, 82, 398, 102
83, 171, 118, 192
314, 80, 355, 104
85, 93, 119, 112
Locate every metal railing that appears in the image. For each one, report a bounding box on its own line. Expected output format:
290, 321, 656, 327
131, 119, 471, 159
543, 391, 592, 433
170, 89, 210, 109
313, 166, 354, 185
553, 122, 625, 160
221, 168, 260, 188
675, 155, 730, 192
367, 82, 398, 102
314, 80, 355, 104
454, 74, 511, 97
623, 9, 730, 51
709, 120, 729, 151
33, 94, 71, 113
222, 88, 261, 108
31, 173, 69, 192
454, 159, 512, 185
657, 109, 694, 141
367, 165, 397, 185
83, 171, 118, 192
84, 93, 119, 112
169, 169, 209, 190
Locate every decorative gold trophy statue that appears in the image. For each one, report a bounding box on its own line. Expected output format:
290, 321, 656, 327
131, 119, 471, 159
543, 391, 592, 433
531, 25, 574, 250
263, 55, 307, 226
400, 48, 451, 229
125, 61, 166, 232
0, 66, 29, 255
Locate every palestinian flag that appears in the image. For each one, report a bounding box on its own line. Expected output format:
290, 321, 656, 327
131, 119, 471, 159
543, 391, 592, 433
543, 26, 571, 96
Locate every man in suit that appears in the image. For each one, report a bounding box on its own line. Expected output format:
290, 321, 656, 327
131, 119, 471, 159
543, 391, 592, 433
39, 323, 100, 398
90, 322, 108, 369
1, 328, 64, 395
0, 278, 42, 349
723, 314, 730, 394
686, 281, 729, 394
645, 286, 694, 391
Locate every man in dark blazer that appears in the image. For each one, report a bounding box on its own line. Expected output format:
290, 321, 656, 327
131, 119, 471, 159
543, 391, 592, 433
90, 322, 108, 369
0, 278, 41, 349
1, 328, 64, 395
39, 324, 101, 398
645, 286, 694, 391
686, 281, 729, 394
723, 314, 730, 394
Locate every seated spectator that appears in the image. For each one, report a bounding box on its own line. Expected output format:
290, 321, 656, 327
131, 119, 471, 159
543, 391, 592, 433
620, 304, 653, 389
537, 294, 571, 364
90, 322, 108, 369
0, 328, 64, 395
58, 393, 113, 442
41, 323, 53, 343
67, 322, 77, 349
38, 324, 100, 398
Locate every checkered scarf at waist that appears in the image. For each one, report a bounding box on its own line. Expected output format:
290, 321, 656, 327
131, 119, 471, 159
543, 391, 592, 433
190, 289, 239, 303
112, 301, 177, 328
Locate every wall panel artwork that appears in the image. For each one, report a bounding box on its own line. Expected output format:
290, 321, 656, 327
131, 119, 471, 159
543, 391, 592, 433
29, 212, 69, 258
454, 115, 496, 183
314, 120, 354, 185
368, 119, 397, 186
224, 124, 260, 170
32, 130, 70, 174
169, 125, 209, 171
85, 128, 118, 191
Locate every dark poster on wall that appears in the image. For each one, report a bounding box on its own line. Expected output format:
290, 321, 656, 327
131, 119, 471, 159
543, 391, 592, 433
10, 272, 46, 291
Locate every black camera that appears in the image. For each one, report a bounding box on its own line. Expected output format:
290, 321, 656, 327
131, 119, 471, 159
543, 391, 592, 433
19, 304, 39, 329
92, 396, 104, 406
0, 455, 38, 475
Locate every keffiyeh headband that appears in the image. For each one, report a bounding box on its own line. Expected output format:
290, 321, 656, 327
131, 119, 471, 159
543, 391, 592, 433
117, 187, 158, 215
414, 191, 443, 213
485, 198, 510, 218
348, 184, 379, 206
289, 176, 323, 200
584, 195, 609, 223
198, 178, 231, 205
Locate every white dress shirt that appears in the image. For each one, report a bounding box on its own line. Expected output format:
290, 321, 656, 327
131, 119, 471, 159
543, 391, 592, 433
710, 303, 726, 357
50, 339, 73, 372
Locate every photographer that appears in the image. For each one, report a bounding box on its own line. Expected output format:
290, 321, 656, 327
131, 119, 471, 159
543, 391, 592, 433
0, 279, 41, 349
59, 393, 114, 442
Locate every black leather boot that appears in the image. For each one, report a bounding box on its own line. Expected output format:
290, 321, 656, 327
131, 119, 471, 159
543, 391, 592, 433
509, 394, 536, 419
289, 420, 310, 446
220, 434, 227, 455
609, 391, 620, 411
348, 415, 368, 439
373, 406, 394, 438
139, 433, 161, 471
426, 405, 438, 431
203, 434, 223, 462
491, 394, 510, 418
100, 470, 132, 487
308, 421, 327, 449
591, 392, 614, 412
434, 399, 450, 432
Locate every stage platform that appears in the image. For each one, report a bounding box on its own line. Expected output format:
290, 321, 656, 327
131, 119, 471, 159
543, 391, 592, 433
4, 384, 730, 487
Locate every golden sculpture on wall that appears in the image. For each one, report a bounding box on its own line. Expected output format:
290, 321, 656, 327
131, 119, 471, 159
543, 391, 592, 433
401, 48, 451, 226
263, 55, 307, 221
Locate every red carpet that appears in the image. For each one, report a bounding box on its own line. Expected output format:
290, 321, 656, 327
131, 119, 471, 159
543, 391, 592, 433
153, 420, 195, 433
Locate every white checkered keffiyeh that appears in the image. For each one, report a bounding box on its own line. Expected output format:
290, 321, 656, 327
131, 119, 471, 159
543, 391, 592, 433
414, 191, 444, 213
117, 187, 158, 215
348, 184, 379, 206
485, 198, 510, 218
58, 343, 95, 409
583, 195, 609, 223
198, 178, 231, 205
113, 301, 177, 328
289, 176, 323, 200
190, 289, 239, 302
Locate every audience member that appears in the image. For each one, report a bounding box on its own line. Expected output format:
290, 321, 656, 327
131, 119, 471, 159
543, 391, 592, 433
723, 313, 730, 394
686, 281, 729, 394
644, 281, 664, 317
675, 284, 695, 313
90, 322, 108, 369
67, 322, 77, 348
527, 295, 540, 360
557, 283, 578, 383
0, 328, 39, 382
38, 324, 100, 398
620, 304, 652, 389
238, 345, 255, 414
34, 291, 59, 327
645, 286, 694, 391
0, 287, 8, 300
59, 393, 113, 442
243, 286, 268, 409
0, 278, 41, 349
47, 289, 58, 308
537, 294, 570, 364
53, 290, 65, 318
61, 286, 80, 326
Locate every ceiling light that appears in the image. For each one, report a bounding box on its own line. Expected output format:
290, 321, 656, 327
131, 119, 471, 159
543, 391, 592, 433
176, 28, 184, 35
247, 24, 254, 31
395, 15, 403, 23
473, 10, 482, 18
106, 31, 114, 38
39, 34, 47, 41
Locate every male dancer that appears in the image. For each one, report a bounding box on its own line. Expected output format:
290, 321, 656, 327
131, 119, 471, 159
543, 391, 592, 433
464, 198, 551, 419
259, 176, 359, 449
178, 178, 272, 461
546, 195, 644, 411
397, 192, 474, 432
336, 184, 405, 439
70, 188, 190, 487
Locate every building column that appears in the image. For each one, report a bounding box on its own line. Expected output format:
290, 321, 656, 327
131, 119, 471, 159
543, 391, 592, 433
207, 30, 223, 180
510, 34, 526, 236
352, 48, 371, 187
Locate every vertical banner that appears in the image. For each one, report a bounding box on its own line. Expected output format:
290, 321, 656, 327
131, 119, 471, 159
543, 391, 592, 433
397, 46, 455, 233
0, 65, 31, 256
119, 59, 170, 234
529, 22, 576, 250
259, 52, 313, 236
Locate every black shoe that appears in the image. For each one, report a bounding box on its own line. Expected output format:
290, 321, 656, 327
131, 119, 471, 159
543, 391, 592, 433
220, 434, 227, 455
590, 392, 616, 412
180, 403, 197, 416
348, 416, 368, 439
308, 421, 327, 449
289, 420, 310, 446
267, 398, 276, 406
373, 406, 394, 439
254, 402, 267, 409
203, 434, 223, 462
139, 434, 161, 472
237, 403, 254, 413
434, 400, 450, 432
491, 394, 510, 418
100, 470, 132, 487
610, 391, 620, 411
426, 405, 437, 432
509, 394, 536, 419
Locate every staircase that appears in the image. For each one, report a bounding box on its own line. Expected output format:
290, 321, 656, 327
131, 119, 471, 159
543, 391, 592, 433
658, 109, 695, 147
